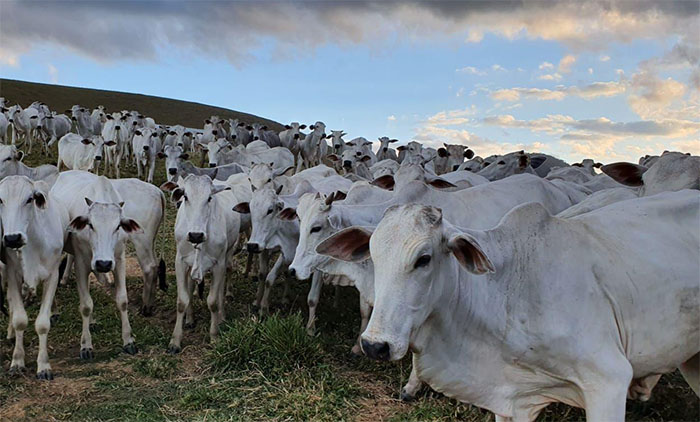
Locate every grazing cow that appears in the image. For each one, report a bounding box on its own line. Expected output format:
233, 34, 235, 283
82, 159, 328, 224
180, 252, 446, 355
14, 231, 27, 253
347, 191, 699, 421
8, 106, 41, 152
51, 173, 153, 358
132, 128, 162, 183
434, 143, 475, 174
376, 137, 398, 162
602, 151, 699, 196
56, 134, 114, 173
0, 176, 68, 380
160, 175, 241, 353
42, 114, 72, 146
0, 145, 59, 186
100, 115, 130, 178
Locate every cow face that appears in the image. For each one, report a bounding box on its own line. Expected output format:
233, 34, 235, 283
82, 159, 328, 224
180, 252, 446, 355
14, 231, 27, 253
160, 145, 188, 181
329, 130, 346, 152
0, 145, 23, 178
288, 193, 342, 280
378, 137, 398, 153
238, 186, 285, 253
0, 176, 49, 249
477, 151, 530, 181
206, 139, 233, 167
162, 175, 230, 245
68, 199, 142, 273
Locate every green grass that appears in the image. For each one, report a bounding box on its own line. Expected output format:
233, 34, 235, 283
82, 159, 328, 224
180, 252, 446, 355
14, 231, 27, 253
0, 95, 698, 421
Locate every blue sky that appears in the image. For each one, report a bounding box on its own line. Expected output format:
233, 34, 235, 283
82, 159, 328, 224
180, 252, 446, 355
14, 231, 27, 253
1, 1, 698, 162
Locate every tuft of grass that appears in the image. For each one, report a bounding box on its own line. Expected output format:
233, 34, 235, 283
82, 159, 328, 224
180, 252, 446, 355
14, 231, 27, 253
132, 354, 178, 379
207, 312, 322, 376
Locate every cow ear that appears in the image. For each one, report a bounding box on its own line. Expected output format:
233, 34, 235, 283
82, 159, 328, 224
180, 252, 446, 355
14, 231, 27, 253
601, 162, 647, 187
371, 175, 395, 190
15, 150, 24, 161
594, 162, 603, 168
437, 148, 448, 158
159, 181, 178, 192
327, 154, 340, 162
120, 218, 143, 234
84, 197, 93, 207
299, 124, 307, 129
232, 202, 250, 214
427, 178, 457, 189
171, 188, 185, 202
334, 190, 347, 201
572, 163, 582, 167
275, 184, 284, 195
464, 149, 474, 159
315, 227, 372, 262
396, 145, 407, 151
33, 191, 47, 209
518, 154, 530, 168
157, 152, 166, 159
360, 155, 372, 162
447, 233, 495, 275
284, 125, 292, 130
105, 140, 117, 147
389, 139, 398, 143
134, 130, 142, 136
277, 207, 297, 220
211, 185, 230, 195
68, 216, 90, 231
81, 138, 92, 145
179, 153, 189, 160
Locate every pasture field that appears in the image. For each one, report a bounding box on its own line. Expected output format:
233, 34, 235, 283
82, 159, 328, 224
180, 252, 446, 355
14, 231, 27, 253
0, 92, 697, 421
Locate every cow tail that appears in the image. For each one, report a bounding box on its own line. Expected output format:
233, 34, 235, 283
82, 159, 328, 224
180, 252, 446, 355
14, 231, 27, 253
157, 190, 168, 292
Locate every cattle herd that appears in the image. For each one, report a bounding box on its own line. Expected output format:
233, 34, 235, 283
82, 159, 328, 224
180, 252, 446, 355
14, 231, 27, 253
0, 98, 698, 421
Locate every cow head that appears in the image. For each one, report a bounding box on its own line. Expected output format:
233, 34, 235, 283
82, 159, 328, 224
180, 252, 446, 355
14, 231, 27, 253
0, 176, 50, 250
206, 138, 233, 167
159, 145, 188, 181
68, 197, 142, 274
234, 185, 287, 254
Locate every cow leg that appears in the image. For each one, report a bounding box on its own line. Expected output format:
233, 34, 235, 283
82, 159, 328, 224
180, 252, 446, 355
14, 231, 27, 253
260, 255, 285, 315
680, 352, 700, 397
136, 158, 143, 179
400, 355, 424, 401
581, 365, 632, 422
75, 257, 95, 359
184, 273, 195, 328
7, 271, 27, 374
132, 236, 158, 316
352, 297, 372, 355
147, 160, 155, 184
113, 151, 121, 179
252, 250, 270, 309
168, 256, 190, 353
244, 251, 254, 277
306, 271, 323, 336
60, 255, 74, 285
35, 272, 59, 380
113, 251, 136, 354
207, 263, 226, 342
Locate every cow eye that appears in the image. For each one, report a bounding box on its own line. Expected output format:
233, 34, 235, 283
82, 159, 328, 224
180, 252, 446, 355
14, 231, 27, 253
26, 196, 34, 204
267, 208, 274, 215
88, 223, 95, 231
497, 160, 506, 165
414, 255, 431, 269
3, 157, 10, 162
310, 226, 322, 234
207, 196, 212, 203
267, 179, 272, 184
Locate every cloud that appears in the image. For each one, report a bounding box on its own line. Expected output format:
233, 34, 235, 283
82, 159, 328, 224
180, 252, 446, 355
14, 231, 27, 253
48, 64, 58, 83
491, 79, 627, 101
558, 54, 576, 73
539, 61, 554, 70
538, 73, 562, 81
491, 64, 506, 72
588, 67, 593, 74
599, 55, 611, 62
424, 106, 478, 126
387, 115, 396, 121
1, 1, 697, 65
456, 66, 486, 76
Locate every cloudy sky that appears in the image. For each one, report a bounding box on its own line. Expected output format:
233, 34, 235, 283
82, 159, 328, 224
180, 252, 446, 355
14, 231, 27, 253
1, 0, 698, 162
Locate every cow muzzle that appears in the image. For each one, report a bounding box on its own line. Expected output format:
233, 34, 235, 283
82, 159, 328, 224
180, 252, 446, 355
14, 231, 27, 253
187, 232, 206, 244
343, 160, 352, 169
143, 145, 150, 151
246, 242, 261, 253
361, 339, 391, 361
209, 163, 216, 168
168, 168, 178, 175
94, 260, 113, 273
253, 136, 259, 140
3, 233, 25, 249
95, 156, 102, 161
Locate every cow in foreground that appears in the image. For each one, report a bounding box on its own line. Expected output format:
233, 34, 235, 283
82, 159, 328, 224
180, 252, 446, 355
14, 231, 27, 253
0, 176, 68, 379
331, 192, 698, 421
160, 175, 241, 353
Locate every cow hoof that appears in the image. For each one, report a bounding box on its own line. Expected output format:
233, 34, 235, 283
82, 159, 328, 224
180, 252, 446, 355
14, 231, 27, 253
36, 370, 54, 381
184, 321, 196, 330
123, 343, 138, 355
8, 365, 25, 376
400, 389, 416, 402
140, 306, 154, 317
50, 314, 60, 325
350, 344, 363, 357
166, 345, 181, 355
80, 348, 94, 360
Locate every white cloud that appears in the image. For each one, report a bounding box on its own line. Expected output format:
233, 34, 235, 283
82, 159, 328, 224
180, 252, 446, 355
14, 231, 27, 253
491, 64, 506, 72
456, 66, 486, 76
465, 29, 483, 43
491, 79, 627, 101
538, 73, 562, 81
387, 115, 396, 121
600, 55, 611, 62
558, 54, 576, 73
539, 61, 554, 70
588, 67, 593, 74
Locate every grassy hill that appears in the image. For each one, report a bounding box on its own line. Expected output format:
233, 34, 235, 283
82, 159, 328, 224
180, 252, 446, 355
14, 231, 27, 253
0, 78, 283, 131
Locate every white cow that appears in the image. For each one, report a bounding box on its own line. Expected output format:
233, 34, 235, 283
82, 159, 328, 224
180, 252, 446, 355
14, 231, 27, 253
434, 143, 475, 174
0, 176, 68, 380
250, 123, 281, 148
56, 134, 115, 173
328, 130, 347, 155
602, 151, 699, 196
297, 122, 327, 171
229, 119, 253, 146
100, 115, 130, 178
160, 175, 241, 353
376, 137, 398, 162
207, 138, 294, 172
132, 128, 162, 183
342, 191, 698, 421
0, 110, 9, 144
0, 145, 59, 186
371, 164, 488, 191
42, 114, 72, 146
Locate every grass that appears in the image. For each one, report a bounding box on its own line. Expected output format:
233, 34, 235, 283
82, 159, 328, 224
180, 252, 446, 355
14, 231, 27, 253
0, 86, 698, 420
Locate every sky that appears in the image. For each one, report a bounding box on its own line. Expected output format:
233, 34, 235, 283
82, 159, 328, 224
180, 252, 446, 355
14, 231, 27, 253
1, 0, 698, 162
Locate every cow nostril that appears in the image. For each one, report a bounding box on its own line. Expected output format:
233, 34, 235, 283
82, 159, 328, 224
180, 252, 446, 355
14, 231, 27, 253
254, 136, 259, 140
246, 243, 260, 253
343, 160, 352, 168
209, 163, 216, 168
94, 260, 113, 273
143, 145, 149, 151
361, 339, 391, 361
168, 168, 177, 175
95, 156, 102, 161
289, 268, 296, 278
3, 234, 24, 249
188, 232, 205, 244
